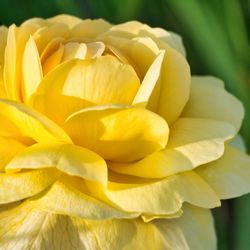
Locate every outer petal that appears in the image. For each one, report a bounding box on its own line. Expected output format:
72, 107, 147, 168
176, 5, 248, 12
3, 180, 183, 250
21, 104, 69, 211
182, 76, 244, 132
33, 56, 140, 124
6, 143, 107, 186
87, 171, 220, 215
0, 201, 216, 250
151, 28, 186, 56
230, 134, 246, 152
0, 169, 61, 204
64, 105, 169, 162
0, 99, 71, 143
30, 176, 138, 220
109, 118, 235, 178
196, 146, 250, 199
171, 204, 216, 250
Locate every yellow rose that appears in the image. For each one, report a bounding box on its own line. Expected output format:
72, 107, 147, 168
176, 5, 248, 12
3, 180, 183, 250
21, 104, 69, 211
0, 14, 250, 249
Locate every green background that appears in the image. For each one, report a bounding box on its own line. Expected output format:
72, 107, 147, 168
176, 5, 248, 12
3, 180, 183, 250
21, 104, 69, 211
0, 0, 249, 249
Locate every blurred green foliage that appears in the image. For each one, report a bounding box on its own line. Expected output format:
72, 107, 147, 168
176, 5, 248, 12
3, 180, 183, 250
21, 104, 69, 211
0, 0, 249, 249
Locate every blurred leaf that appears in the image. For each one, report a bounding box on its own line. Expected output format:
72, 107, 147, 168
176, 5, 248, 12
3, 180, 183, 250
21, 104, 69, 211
0, 0, 61, 25
221, 0, 249, 64
54, 0, 81, 16
213, 203, 230, 250
81, 0, 144, 23
233, 194, 250, 250
165, 0, 240, 90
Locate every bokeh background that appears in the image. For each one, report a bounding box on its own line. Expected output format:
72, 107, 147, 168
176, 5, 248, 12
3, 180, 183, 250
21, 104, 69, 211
0, 0, 249, 249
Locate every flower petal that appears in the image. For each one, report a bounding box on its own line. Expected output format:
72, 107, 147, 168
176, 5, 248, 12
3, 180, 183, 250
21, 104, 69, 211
0, 137, 26, 171
133, 50, 165, 108
6, 143, 107, 186
71, 19, 112, 39
182, 76, 244, 132
151, 28, 186, 56
0, 202, 215, 250
22, 36, 43, 103
0, 169, 61, 204
33, 56, 140, 124
33, 23, 69, 54
3, 24, 36, 101
155, 46, 190, 125
109, 118, 235, 178
61, 42, 87, 62
47, 14, 82, 28
106, 20, 186, 56
86, 41, 105, 59
230, 134, 246, 152
40, 37, 64, 63
172, 204, 216, 250
30, 176, 138, 220
0, 26, 7, 65
196, 146, 250, 199
102, 36, 160, 80
0, 99, 71, 143
141, 209, 183, 222
104, 27, 190, 122
0, 26, 8, 98
87, 171, 220, 215
64, 105, 169, 162
42, 43, 64, 75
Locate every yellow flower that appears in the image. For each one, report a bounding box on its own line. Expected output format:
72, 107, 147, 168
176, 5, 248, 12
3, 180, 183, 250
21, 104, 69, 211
0, 14, 250, 249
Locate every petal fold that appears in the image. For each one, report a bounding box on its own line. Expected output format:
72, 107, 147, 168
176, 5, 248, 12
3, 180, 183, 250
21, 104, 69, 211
0, 202, 216, 250
110, 118, 235, 178
0, 99, 71, 143
33, 56, 140, 124
64, 105, 169, 162
6, 143, 107, 186
30, 176, 138, 220
0, 137, 26, 171
133, 50, 165, 108
87, 171, 220, 215
0, 169, 61, 204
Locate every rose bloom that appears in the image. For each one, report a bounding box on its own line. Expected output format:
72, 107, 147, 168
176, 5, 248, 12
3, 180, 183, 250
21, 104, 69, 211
0, 14, 250, 249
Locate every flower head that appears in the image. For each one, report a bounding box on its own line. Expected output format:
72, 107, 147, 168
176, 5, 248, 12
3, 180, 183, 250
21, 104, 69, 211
0, 15, 250, 249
